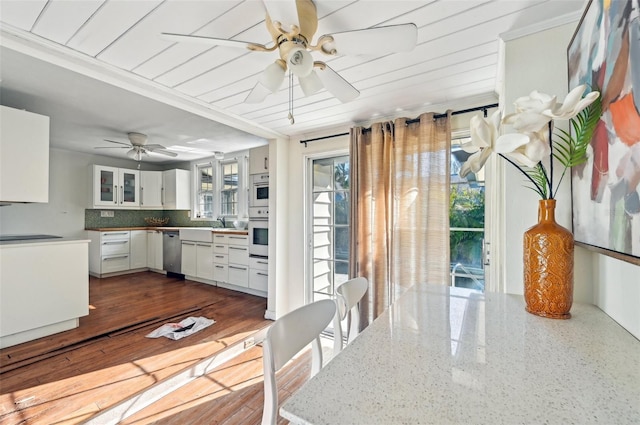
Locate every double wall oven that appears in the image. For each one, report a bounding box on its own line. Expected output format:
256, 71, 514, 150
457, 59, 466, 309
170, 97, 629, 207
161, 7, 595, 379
249, 173, 269, 258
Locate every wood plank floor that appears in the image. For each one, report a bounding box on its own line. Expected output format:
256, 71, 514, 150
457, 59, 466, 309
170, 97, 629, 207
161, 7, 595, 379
0, 272, 311, 424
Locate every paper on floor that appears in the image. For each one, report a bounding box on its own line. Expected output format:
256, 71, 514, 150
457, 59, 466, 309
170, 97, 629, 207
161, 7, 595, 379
145, 316, 215, 340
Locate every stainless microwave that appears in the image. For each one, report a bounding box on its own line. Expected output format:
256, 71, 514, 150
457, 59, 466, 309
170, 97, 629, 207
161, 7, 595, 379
251, 173, 269, 207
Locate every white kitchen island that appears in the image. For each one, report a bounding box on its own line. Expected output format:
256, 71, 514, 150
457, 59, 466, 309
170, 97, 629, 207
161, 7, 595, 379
280, 285, 640, 425
0, 237, 90, 348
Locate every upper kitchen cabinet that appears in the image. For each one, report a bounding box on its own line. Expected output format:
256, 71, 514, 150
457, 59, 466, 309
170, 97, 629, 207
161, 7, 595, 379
0, 106, 50, 203
249, 144, 269, 175
91, 165, 140, 208
162, 169, 190, 210
140, 171, 163, 209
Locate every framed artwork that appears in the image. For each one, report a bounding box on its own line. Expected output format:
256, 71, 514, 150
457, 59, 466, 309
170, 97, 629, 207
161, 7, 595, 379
568, 0, 640, 265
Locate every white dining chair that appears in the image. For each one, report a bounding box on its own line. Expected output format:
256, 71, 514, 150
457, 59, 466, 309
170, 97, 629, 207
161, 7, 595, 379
333, 277, 368, 356
261, 299, 336, 425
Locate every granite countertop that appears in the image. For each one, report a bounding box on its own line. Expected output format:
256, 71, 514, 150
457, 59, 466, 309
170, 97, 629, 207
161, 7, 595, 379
280, 285, 640, 425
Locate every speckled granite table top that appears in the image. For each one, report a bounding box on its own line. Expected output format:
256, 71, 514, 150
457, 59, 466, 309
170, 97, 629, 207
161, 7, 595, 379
280, 285, 640, 425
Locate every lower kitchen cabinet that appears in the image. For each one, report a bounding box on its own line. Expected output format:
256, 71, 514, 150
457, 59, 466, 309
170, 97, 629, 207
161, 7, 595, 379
212, 233, 250, 290
88, 231, 131, 277
181, 240, 214, 282
249, 256, 268, 293
196, 242, 214, 280
130, 230, 147, 270
147, 230, 163, 271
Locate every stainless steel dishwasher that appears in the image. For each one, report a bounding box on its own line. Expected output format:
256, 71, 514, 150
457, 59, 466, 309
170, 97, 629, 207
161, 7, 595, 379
163, 231, 183, 276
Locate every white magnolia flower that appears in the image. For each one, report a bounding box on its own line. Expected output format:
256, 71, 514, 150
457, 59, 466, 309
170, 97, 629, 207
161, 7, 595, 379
501, 129, 551, 168
459, 110, 537, 177
542, 84, 600, 120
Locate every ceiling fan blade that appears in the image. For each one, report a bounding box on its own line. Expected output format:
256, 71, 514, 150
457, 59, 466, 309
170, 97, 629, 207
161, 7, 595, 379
295, 0, 318, 42
299, 70, 323, 96
95, 146, 129, 149
103, 139, 131, 147
323, 23, 418, 56
245, 82, 272, 104
144, 144, 168, 150
160, 32, 266, 51
151, 150, 178, 157
316, 64, 359, 103
262, 0, 299, 31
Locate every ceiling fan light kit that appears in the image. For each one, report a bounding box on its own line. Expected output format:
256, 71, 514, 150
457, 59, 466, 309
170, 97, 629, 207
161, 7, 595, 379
162, 0, 418, 123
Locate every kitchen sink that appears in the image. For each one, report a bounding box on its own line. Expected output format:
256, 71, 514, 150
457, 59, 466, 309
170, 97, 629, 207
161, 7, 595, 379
179, 227, 214, 242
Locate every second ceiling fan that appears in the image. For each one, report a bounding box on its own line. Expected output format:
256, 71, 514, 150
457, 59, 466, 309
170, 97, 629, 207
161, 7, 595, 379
162, 0, 418, 105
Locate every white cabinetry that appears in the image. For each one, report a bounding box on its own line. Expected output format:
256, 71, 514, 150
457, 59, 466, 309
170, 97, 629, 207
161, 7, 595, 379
249, 144, 269, 175
88, 231, 131, 276
0, 239, 89, 348
0, 105, 50, 203
162, 169, 190, 210
140, 171, 163, 208
181, 240, 214, 282
130, 230, 147, 270
249, 256, 268, 294
213, 233, 249, 289
147, 230, 163, 271
213, 240, 228, 284
91, 165, 140, 208
181, 241, 196, 276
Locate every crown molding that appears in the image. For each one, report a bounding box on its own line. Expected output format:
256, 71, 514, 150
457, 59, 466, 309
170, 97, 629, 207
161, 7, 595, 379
499, 10, 583, 42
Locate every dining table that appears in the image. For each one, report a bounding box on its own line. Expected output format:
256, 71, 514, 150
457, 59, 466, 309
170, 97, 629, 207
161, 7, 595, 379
280, 284, 640, 424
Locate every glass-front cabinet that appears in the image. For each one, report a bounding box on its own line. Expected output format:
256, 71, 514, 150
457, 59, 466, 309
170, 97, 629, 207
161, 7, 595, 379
91, 165, 140, 208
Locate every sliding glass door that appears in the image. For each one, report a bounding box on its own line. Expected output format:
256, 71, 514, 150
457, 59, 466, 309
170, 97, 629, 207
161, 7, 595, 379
307, 154, 350, 303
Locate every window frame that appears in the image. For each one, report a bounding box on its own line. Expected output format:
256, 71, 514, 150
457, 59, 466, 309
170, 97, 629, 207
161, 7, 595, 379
192, 153, 249, 221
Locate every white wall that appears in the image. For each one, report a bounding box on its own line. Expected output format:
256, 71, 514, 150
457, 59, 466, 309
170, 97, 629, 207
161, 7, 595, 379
502, 24, 640, 338
0, 148, 161, 238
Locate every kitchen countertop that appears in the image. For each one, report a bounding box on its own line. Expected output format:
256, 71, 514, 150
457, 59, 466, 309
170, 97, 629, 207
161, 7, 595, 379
280, 284, 640, 425
85, 227, 248, 235
0, 237, 90, 246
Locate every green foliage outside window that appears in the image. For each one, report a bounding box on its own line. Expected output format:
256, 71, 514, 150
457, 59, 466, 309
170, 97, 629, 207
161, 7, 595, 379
450, 185, 485, 267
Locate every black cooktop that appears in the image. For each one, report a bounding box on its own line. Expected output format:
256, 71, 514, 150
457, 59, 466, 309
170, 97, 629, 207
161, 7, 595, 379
0, 234, 63, 241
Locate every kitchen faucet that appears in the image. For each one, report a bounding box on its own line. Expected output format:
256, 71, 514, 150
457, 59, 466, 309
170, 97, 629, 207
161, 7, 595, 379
217, 216, 226, 228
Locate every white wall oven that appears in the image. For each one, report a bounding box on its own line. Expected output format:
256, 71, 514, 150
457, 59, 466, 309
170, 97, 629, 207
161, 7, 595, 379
249, 206, 268, 257
251, 173, 269, 207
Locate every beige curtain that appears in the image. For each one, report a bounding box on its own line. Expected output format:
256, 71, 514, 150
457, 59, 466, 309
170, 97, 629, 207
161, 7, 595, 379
349, 112, 451, 328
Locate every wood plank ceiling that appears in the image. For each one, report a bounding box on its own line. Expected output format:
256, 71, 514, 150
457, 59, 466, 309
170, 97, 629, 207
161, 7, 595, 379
0, 0, 585, 152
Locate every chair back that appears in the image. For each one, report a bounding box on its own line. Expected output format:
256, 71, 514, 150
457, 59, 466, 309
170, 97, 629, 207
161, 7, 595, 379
262, 299, 336, 425
333, 277, 368, 355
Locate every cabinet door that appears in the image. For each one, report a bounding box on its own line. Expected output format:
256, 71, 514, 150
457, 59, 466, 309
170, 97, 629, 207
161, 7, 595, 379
119, 169, 140, 207
249, 145, 269, 174
196, 243, 214, 280
93, 165, 119, 207
0, 106, 50, 203
228, 245, 248, 265
228, 265, 249, 287
140, 171, 163, 208
130, 230, 147, 269
147, 231, 163, 270
162, 169, 191, 210
249, 269, 268, 292
181, 242, 197, 276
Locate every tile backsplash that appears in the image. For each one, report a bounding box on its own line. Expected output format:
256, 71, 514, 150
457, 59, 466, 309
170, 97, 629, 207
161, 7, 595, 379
85, 209, 222, 228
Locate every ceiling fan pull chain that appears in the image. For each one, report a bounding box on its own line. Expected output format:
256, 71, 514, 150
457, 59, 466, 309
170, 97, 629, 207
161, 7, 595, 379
288, 71, 295, 124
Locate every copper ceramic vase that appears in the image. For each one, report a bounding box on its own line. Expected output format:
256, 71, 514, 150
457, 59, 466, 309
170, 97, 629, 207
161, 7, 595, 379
523, 199, 574, 319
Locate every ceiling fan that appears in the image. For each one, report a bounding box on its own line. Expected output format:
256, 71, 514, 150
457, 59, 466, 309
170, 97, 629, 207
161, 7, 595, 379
96, 132, 178, 161
161, 0, 418, 107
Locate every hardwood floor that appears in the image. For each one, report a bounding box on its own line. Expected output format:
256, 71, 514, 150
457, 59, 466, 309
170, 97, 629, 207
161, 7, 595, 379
0, 272, 311, 424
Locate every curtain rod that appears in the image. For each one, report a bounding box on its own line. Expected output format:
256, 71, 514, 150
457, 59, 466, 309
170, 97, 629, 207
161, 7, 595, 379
299, 103, 499, 145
